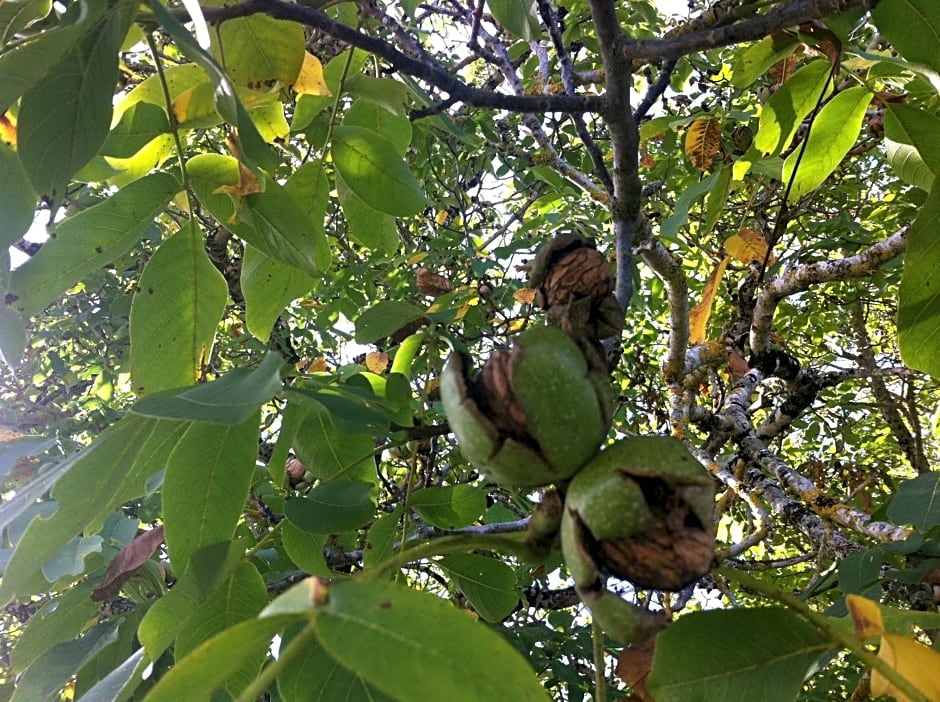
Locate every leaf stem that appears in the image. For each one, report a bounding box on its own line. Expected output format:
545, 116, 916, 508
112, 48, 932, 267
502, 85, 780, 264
364, 531, 545, 581
236, 617, 319, 702
716, 566, 931, 702
146, 32, 192, 200
592, 618, 608, 702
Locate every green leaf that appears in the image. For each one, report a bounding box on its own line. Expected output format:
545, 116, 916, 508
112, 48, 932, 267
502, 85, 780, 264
284, 480, 375, 534
0, 142, 37, 249
344, 100, 413, 155
11, 621, 120, 702
363, 506, 403, 570
0, 0, 107, 114
888, 472, 940, 529
100, 101, 170, 159
291, 401, 376, 481
12, 580, 99, 673
283, 159, 332, 271
660, 170, 720, 238
838, 548, 884, 597
42, 534, 103, 582
884, 103, 940, 191
212, 13, 305, 87
7, 170, 180, 317
410, 485, 487, 529
129, 222, 228, 396
354, 300, 426, 344
147, 0, 279, 173
872, 0, 940, 74
130, 353, 284, 424
731, 35, 799, 88
74, 648, 146, 702
141, 616, 291, 702
0, 417, 188, 604
345, 75, 411, 117
647, 608, 831, 702
176, 563, 269, 695
314, 580, 550, 701
898, 183, 940, 377
336, 173, 400, 252
439, 553, 519, 622
241, 245, 317, 341
754, 60, 831, 157
486, 0, 540, 40
281, 523, 330, 576
17, 0, 136, 198
781, 87, 872, 202
702, 164, 732, 236
0, 305, 26, 370
0, 0, 51, 44
332, 125, 427, 216
187, 154, 326, 276
278, 626, 395, 702
138, 541, 243, 658
162, 413, 260, 570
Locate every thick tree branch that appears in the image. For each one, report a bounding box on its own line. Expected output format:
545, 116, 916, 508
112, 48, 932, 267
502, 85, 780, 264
623, 0, 880, 61
195, 0, 605, 114
750, 227, 907, 356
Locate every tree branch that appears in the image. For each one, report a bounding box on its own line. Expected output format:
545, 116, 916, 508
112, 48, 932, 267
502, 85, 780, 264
195, 0, 606, 114
750, 227, 907, 356
622, 0, 879, 61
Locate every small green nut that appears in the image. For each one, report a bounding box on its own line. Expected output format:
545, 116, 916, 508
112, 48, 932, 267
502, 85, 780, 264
441, 325, 612, 487
561, 436, 716, 592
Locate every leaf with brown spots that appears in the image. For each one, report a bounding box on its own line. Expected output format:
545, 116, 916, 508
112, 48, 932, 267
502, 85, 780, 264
685, 118, 722, 171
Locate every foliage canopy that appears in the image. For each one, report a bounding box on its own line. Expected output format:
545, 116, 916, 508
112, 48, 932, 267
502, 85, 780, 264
1, 0, 940, 699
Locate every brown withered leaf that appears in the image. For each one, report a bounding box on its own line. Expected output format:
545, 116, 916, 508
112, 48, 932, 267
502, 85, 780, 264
416, 267, 453, 297
769, 44, 804, 85
365, 351, 389, 374
799, 21, 841, 73
728, 348, 750, 378
689, 256, 730, 345
513, 288, 537, 305
685, 117, 722, 171
91, 525, 165, 601
615, 634, 658, 701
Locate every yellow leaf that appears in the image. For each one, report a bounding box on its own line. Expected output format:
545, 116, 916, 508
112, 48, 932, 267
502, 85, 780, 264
365, 351, 389, 374
513, 288, 537, 305
725, 228, 775, 265
213, 158, 262, 198
689, 256, 730, 344
407, 252, 430, 265
846, 594, 884, 638
685, 117, 722, 171
872, 634, 940, 702
0, 111, 16, 146
435, 209, 450, 225
293, 52, 331, 96
302, 357, 328, 373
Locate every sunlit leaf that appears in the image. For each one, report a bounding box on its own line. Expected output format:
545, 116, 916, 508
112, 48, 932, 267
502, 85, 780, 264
684, 117, 722, 171
724, 229, 773, 264
781, 87, 872, 201
129, 222, 228, 396
293, 51, 331, 96
754, 59, 832, 157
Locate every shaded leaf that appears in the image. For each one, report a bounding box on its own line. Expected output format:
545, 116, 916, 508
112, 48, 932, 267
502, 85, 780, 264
615, 635, 657, 702
410, 485, 487, 530
647, 608, 831, 702
884, 103, 940, 191
487, 0, 540, 40
332, 125, 426, 216
0, 141, 36, 249
7, 170, 180, 317
284, 480, 375, 534
315, 579, 550, 701
17, 0, 135, 198
355, 300, 427, 344
213, 12, 305, 88
129, 222, 228, 396
898, 184, 940, 378
290, 399, 376, 480
141, 616, 291, 702
11, 621, 120, 702
872, 0, 940, 74
130, 352, 284, 424
887, 472, 940, 529
91, 526, 165, 602
439, 553, 519, 622
363, 507, 403, 570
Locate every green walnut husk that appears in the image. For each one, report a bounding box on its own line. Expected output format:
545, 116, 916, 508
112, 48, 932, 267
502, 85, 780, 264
561, 436, 716, 593
441, 325, 612, 487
